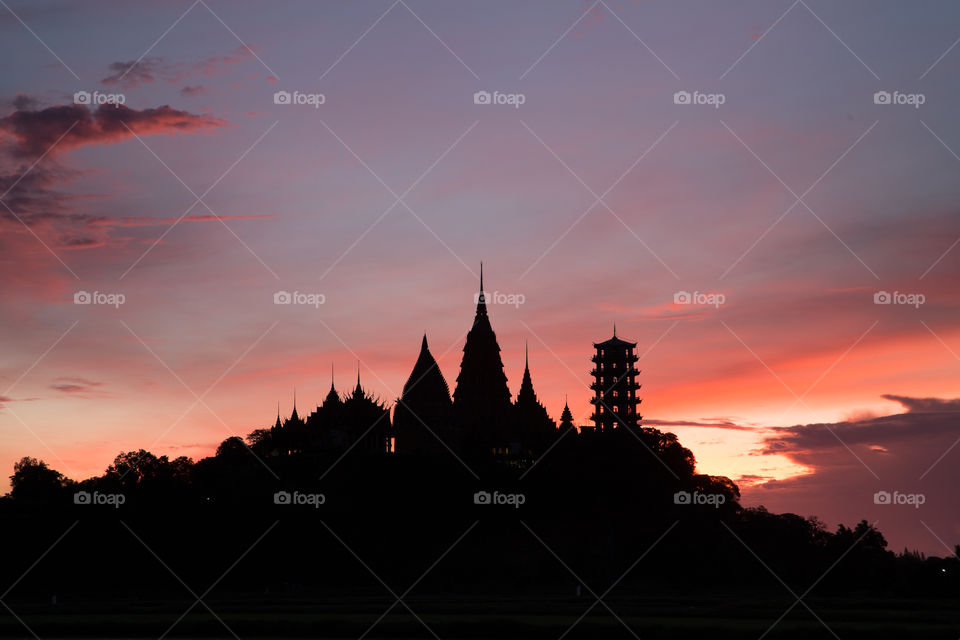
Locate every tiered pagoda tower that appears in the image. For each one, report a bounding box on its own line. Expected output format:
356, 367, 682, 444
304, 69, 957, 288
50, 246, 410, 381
589, 328, 641, 432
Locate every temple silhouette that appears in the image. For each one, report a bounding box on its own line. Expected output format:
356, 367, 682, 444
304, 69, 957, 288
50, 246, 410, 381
261, 266, 642, 462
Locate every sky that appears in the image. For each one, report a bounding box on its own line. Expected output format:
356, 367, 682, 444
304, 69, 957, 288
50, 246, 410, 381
0, 0, 959, 555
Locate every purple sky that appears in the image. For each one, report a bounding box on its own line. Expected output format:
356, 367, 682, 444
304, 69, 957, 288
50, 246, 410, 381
1, 0, 960, 555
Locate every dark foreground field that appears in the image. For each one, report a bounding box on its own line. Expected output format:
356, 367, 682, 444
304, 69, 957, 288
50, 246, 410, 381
3, 592, 958, 639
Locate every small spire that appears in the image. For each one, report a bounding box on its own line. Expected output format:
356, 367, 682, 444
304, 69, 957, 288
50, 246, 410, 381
613, 323, 617, 338
524, 340, 529, 371
330, 362, 335, 391
421, 333, 429, 352
293, 386, 297, 409
480, 261, 484, 292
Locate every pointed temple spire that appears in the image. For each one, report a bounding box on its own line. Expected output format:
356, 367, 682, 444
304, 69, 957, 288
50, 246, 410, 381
290, 387, 300, 421
454, 265, 513, 443
559, 396, 575, 432
401, 334, 451, 400
394, 332, 453, 454
475, 262, 487, 316
517, 342, 537, 405
324, 363, 340, 406
353, 360, 364, 399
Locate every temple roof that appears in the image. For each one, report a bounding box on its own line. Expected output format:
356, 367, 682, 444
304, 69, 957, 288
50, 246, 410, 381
516, 342, 538, 406
401, 334, 451, 401
453, 264, 512, 409
594, 335, 637, 348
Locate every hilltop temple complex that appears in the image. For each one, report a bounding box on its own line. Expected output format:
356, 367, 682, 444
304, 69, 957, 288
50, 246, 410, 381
264, 267, 642, 460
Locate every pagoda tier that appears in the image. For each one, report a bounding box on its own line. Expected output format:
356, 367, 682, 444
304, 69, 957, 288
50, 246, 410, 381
589, 329, 642, 431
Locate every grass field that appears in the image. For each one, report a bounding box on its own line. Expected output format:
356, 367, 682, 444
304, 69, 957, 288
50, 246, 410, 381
2, 592, 957, 638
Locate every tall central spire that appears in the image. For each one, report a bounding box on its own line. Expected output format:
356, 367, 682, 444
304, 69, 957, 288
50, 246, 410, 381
454, 264, 513, 443
476, 262, 487, 316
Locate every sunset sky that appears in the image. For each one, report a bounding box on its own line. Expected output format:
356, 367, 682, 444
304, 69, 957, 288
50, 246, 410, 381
1, 0, 959, 554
